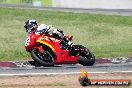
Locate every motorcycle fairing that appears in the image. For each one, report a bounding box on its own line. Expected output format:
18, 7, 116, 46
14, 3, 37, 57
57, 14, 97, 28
36, 39, 56, 53
25, 34, 41, 52
36, 35, 79, 64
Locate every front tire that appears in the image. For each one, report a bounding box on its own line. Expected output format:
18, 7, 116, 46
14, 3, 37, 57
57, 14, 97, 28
78, 46, 95, 66
31, 48, 55, 67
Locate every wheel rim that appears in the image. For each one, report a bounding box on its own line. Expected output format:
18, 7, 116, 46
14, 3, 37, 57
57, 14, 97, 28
34, 49, 54, 64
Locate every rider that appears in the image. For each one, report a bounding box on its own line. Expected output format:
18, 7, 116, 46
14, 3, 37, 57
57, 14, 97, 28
24, 20, 65, 39
24, 20, 73, 47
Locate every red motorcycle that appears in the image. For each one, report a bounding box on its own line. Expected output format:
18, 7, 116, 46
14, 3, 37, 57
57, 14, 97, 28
25, 33, 95, 66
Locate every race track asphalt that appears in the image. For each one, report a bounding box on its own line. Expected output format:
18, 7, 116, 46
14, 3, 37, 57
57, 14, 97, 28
1, 4, 132, 16
0, 58, 132, 76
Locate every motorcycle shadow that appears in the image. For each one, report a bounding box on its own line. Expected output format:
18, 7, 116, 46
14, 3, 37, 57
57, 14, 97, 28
28, 61, 42, 67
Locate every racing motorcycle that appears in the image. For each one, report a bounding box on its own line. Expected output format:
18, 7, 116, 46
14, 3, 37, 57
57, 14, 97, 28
25, 32, 95, 66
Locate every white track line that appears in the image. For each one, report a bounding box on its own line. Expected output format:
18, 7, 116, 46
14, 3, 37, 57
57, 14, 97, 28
0, 71, 132, 77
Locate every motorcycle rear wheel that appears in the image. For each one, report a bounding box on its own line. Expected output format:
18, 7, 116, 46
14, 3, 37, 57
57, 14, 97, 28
78, 45, 95, 66
31, 48, 55, 67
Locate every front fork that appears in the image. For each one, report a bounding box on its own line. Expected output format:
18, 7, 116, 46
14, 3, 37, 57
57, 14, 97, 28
36, 46, 44, 54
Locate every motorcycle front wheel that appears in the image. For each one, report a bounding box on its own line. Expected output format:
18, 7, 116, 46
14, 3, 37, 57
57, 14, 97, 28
31, 48, 55, 67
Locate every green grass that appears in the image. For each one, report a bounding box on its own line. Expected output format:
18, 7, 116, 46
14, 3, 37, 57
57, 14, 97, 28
0, 0, 52, 7
0, 8, 132, 61
41, 0, 52, 7
0, 0, 20, 4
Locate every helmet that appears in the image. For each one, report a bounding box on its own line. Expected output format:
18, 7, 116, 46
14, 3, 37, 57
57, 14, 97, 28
24, 19, 38, 33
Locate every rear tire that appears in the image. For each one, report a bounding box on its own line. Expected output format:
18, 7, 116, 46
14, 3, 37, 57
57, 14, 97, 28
31, 48, 55, 67
78, 46, 95, 66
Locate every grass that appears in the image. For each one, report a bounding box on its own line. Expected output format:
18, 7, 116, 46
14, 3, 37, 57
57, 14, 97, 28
0, 0, 20, 4
0, 8, 132, 61
0, 0, 52, 7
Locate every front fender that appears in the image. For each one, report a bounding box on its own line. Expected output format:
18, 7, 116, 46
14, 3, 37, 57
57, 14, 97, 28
36, 40, 56, 53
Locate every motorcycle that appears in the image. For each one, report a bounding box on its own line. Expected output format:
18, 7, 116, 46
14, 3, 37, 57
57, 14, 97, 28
25, 32, 95, 66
